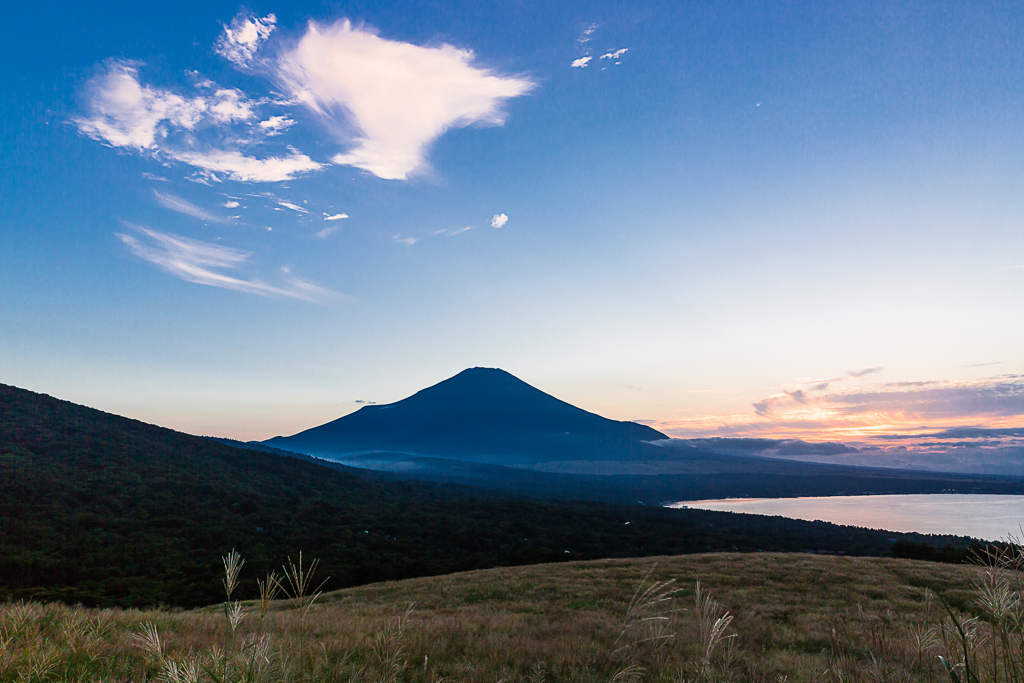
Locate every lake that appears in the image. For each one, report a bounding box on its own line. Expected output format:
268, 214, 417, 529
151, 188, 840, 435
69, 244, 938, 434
666, 494, 1024, 541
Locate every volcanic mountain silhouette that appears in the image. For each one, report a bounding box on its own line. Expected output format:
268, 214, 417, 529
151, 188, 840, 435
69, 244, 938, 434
266, 367, 667, 463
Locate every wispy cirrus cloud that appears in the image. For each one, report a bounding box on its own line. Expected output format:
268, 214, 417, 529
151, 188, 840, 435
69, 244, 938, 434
165, 148, 322, 183
577, 23, 598, 44
314, 226, 338, 239
117, 224, 335, 301
276, 200, 308, 213
848, 366, 884, 378
275, 20, 535, 180
153, 190, 228, 223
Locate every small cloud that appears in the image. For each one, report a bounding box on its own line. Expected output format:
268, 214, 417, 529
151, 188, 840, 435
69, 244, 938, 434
207, 88, 256, 123
490, 213, 508, 228
314, 225, 339, 238
275, 19, 535, 180
571, 56, 592, 68
142, 172, 170, 182
600, 48, 628, 60
578, 23, 598, 44
784, 389, 807, 404
172, 148, 323, 183
223, 200, 240, 208
118, 223, 335, 301
848, 366, 884, 378
277, 200, 308, 213
215, 12, 277, 68
153, 190, 227, 223
450, 226, 472, 236
393, 235, 417, 245
259, 115, 296, 135
324, 212, 348, 221
964, 362, 1002, 368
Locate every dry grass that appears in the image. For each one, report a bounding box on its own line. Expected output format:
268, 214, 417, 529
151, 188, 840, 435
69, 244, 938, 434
0, 553, 1007, 683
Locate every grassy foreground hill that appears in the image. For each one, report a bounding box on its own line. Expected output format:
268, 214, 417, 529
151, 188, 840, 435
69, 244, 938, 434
0, 554, 1009, 683
0, 383, 978, 608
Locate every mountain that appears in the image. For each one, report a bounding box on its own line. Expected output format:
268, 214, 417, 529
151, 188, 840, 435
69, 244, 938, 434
5, 381, 980, 608
264, 369, 1024, 502
266, 367, 667, 464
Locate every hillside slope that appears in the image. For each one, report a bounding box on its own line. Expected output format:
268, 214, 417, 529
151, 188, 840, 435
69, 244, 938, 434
0, 554, 991, 683
0, 382, 978, 607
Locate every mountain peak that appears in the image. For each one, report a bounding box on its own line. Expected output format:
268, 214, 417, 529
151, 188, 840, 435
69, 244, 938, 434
267, 368, 668, 461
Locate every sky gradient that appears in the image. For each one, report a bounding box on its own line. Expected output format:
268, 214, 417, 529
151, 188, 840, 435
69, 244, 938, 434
2, 0, 1022, 471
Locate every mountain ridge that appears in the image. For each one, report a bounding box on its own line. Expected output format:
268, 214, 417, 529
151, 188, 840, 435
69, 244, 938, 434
266, 367, 667, 462
4, 380, 985, 607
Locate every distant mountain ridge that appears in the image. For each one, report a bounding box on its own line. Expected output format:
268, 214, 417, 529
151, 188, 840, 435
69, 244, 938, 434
5, 380, 986, 608
266, 367, 667, 463
263, 368, 1024, 502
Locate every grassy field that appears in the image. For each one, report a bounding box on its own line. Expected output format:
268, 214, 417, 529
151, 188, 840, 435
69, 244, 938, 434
2, 552, 1017, 683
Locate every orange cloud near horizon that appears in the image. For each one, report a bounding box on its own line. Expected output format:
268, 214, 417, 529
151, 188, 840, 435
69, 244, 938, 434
645, 374, 1024, 447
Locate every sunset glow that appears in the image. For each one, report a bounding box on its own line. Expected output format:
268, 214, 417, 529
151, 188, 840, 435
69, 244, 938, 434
1, 0, 1022, 471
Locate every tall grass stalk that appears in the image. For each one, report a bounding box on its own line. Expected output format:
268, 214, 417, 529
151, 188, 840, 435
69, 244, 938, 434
694, 579, 735, 683
613, 566, 681, 656
281, 552, 328, 620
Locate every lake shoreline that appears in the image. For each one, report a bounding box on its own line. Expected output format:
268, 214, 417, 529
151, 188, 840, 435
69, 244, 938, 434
666, 493, 1024, 542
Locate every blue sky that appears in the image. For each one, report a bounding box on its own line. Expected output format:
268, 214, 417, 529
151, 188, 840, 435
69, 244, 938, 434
2, 0, 1023, 464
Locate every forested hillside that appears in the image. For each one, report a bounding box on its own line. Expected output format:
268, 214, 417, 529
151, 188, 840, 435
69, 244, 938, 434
0, 383, 975, 608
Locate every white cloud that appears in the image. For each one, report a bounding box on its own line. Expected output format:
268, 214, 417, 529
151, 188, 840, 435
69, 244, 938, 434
142, 172, 170, 182
314, 225, 339, 238
275, 20, 535, 180
153, 190, 227, 223
600, 48, 628, 60
393, 235, 417, 245
74, 62, 206, 149
207, 88, 256, 122
490, 213, 508, 229
224, 200, 240, 208
450, 226, 472, 236
259, 115, 296, 135
571, 56, 592, 68
324, 213, 348, 220
172, 148, 323, 182
118, 224, 334, 301
578, 23, 598, 44
215, 12, 277, 67
277, 200, 308, 213
74, 62, 323, 183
